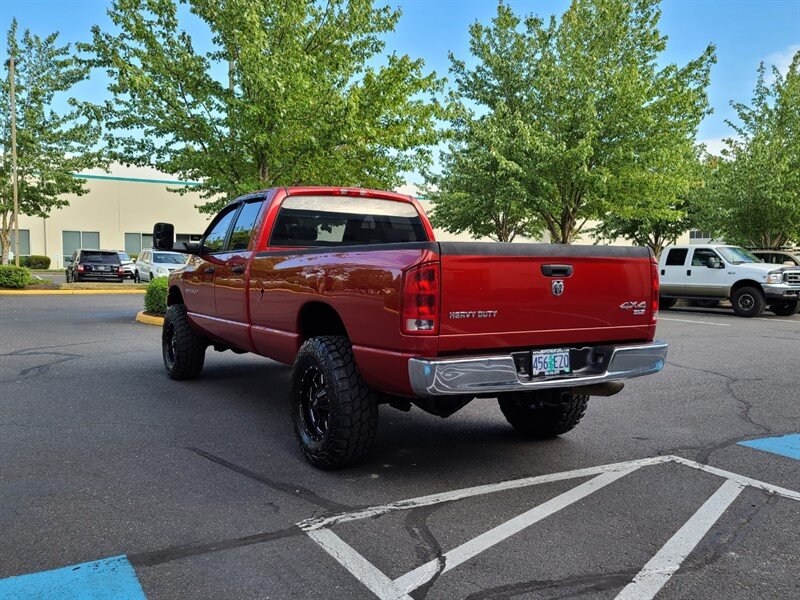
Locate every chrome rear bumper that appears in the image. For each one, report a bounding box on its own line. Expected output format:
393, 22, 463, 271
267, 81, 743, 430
408, 340, 668, 397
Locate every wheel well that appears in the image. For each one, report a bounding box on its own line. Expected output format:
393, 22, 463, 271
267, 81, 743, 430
298, 302, 348, 341
730, 279, 764, 296
167, 285, 184, 306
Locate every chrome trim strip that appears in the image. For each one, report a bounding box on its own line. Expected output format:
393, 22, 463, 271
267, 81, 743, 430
408, 340, 668, 397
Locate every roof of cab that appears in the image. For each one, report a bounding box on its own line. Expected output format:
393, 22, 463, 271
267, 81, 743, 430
230, 186, 416, 208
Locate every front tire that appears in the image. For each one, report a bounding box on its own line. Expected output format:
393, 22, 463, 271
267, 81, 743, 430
134, 271, 140, 283
162, 304, 207, 380
499, 390, 589, 438
731, 286, 765, 317
290, 336, 378, 469
769, 299, 799, 316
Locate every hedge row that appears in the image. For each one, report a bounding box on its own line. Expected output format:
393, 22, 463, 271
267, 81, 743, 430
144, 276, 169, 315
0, 265, 32, 288
20, 255, 52, 269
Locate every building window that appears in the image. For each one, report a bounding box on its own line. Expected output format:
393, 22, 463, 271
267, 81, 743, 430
175, 233, 201, 244
62, 231, 100, 260
9, 229, 31, 256
689, 230, 712, 240
124, 233, 154, 255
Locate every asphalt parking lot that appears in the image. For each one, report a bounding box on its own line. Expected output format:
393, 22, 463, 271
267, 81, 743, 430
1, 295, 798, 599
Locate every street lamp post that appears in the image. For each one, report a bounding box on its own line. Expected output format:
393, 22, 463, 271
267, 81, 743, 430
9, 52, 20, 267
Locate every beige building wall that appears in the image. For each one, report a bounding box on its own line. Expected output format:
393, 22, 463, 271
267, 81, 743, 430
18, 165, 214, 269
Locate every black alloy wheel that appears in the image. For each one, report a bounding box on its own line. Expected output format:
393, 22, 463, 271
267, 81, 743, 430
299, 365, 329, 442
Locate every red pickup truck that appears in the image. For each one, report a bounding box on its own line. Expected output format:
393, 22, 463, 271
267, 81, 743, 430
153, 187, 667, 468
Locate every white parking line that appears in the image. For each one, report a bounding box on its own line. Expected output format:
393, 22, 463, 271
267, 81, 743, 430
659, 317, 731, 326
299, 455, 672, 531
305, 528, 414, 600
300, 456, 800, 600
614, 479, 744, 600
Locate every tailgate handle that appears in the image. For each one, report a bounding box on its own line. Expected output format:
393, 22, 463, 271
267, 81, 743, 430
541, 264, 573, 277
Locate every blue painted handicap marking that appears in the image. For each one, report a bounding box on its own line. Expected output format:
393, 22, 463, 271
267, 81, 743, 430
738, 433, 800, 461
0, 555, 146, 599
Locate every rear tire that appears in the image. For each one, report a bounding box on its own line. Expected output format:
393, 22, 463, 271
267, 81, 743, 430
769, 299, 799, 316
162, 304, 206, 380
134, 271, 140, 283
498, 390, 588, 438
290, 336, 378, 469
659, 297, 677, 309
731, 286, 765, 317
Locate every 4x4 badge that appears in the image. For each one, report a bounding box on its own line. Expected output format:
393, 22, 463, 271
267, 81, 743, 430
552, 280, 565, 296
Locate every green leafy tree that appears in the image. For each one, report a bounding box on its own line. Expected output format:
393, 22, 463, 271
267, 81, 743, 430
1, 20, 105, 264
591, 150, 712, 256
701, 54, 800, 248
431, 0, 715, 244
87, 0, 442, 213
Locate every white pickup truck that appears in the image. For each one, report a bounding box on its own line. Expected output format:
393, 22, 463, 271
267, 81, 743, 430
658, 244, 800, 317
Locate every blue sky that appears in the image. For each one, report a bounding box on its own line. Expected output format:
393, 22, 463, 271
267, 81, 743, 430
1, 0, 798, 156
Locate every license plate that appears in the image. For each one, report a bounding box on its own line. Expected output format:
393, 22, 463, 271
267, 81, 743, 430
96, 266, 108, 271
531, 348, 571, 376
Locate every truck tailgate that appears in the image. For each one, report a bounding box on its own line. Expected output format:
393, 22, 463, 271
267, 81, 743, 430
437, 242, 655, 353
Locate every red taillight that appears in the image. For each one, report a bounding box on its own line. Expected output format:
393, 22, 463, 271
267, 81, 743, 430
651, 261, 659, 323
402, 262, 439, 335
77, 264, 85, 272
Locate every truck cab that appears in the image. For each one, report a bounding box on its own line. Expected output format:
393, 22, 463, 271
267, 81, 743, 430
658, 244, 800, 317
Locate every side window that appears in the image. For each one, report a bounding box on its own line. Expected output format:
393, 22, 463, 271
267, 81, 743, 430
228, 201, 263, 251
665, 248, 688, 266
691, 248, 720, 267
202, 207, 238, 253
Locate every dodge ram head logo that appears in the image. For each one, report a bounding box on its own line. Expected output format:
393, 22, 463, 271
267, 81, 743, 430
620, 301, 647, 315
551, 280, 565, 296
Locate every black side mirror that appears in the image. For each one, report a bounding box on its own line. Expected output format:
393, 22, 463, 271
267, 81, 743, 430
153, 223, 175, 251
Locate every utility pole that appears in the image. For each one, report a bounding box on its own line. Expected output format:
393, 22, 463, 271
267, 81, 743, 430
9, 52, 20, 267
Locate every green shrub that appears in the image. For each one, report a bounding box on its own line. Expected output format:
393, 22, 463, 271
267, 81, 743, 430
144, 276, 169, 315
0, 265, 31, 288
20, 255, 52, 269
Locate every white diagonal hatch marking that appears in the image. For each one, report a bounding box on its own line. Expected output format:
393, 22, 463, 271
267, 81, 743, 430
614, 479, 744, 600
393, 466, 639, 594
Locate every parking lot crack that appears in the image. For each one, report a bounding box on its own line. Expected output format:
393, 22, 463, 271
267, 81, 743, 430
666, 361, 774, 463
186, 446, 351, 512
127, 524, 304, 567
404, 504, 446, 599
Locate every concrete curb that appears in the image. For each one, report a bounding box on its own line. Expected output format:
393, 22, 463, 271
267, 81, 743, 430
135, 311, 164, 326
0, 289, 146, 295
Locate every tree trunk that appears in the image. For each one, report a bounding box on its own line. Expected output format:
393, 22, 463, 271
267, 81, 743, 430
1, 230, 10, 266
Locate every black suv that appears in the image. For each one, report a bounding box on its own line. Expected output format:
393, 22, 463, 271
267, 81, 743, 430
65, 249, 124, 283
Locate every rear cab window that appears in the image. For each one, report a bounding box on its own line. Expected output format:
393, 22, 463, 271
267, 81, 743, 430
665, 248, 688, 266
269, 196, 428, 247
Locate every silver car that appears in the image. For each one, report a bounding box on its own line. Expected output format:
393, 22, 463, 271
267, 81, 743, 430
134, 249, 188, 283
118, 251, 136, 279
